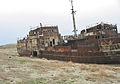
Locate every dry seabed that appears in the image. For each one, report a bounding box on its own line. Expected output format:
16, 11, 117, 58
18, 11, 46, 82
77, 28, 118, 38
0, 49, 120, 84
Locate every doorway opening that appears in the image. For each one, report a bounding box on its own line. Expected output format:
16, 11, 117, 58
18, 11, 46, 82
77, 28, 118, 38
33, 51, 37, 57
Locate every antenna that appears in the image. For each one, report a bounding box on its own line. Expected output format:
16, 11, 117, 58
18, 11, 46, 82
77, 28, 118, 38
40, 23, 42, 27
70, 0, 77, 38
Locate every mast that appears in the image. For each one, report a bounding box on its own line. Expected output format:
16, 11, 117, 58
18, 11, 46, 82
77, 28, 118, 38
70, 0, 77, 38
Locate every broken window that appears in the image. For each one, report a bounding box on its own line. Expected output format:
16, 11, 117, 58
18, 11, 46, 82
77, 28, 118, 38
53, 39, 55, 45
102, 36, 105, 38
112, 29, 116, 31
34, 32, 36, 34
50, 41, 52, 47
51, 30, 53, 32
95, 36, 100, 39
97, 25, 101, 29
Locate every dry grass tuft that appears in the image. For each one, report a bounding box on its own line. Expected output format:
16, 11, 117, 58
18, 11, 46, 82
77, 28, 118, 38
65, 69, 71, 73
98, 70, 115, 77
91, 64, 98, 67
51, 61, 73, 68
85, 74, 95, 81
98, 70, 108, 77
80, 64, 89, 70
66, 61, 73, 66
100, 65, 112, 70
65, 68, 75, 73
112, 67, 120, 72
40, 66, 47, 72
116, 70, 120, 73
107, 73, 115, 77
41, 68, 47, 72
58, 72, 64, 77
89, 67, 99, 72
31, 64, 40, 67
52, 62, 65, 68
0, 75, 11, 81
42, 58, 47, 60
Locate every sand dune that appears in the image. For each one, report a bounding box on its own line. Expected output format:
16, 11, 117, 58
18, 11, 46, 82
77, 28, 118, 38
0, 43, 16, 49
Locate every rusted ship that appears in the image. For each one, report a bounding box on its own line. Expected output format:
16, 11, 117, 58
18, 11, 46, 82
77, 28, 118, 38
17, 0, 120, 64
17, 23, 120, 64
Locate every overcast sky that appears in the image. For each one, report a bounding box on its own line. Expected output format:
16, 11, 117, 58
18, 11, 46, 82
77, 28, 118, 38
0, 0, 120, 45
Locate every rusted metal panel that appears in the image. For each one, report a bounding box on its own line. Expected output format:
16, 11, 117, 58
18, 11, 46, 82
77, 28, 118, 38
55, 46, 71, 52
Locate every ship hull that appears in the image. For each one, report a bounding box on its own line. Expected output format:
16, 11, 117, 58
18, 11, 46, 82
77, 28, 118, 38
17, 49, 120, 64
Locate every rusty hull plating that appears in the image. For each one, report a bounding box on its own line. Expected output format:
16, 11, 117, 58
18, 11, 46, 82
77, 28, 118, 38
17, 23, 120, 64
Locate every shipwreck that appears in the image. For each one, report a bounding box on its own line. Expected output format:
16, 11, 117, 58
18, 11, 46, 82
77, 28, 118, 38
17, 0, 120, 64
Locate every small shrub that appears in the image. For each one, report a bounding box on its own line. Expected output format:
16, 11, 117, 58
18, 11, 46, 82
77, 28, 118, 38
58, 72, 64, 77
41, 68, 46, 72
85, 74, 95, 81
67, 61, 73, 66
101, 65, 112, 70
89, 67, 99, 72
42, 58, 47, 60
31, 64, 40, 67
6, 82, 10, 84
53, 62, 65, 67
80, 64, 89, 70
65, 69, 75, 73
98, 70, 108, 77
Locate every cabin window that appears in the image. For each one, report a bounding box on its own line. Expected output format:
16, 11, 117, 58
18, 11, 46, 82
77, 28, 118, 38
95, 36, 97, 39
52, 30, 54, 32
97, 25, 101, 29
112, 29, 116, 31
87, 43, 95, 47
54, 29, 57, 32
37, 31, 39, 34
48, 30, 51, 32
104, 26, 110, 29
95, 36, 100, 39
53, 39, 55, 45
50, 41, 52, 47
42, 43, 44, 45
102, 35, 105, 38
85, 38, 88, 40
30, 40, 32, 43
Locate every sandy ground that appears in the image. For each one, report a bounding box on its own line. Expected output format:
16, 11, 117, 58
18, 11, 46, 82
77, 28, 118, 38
0, 49, 120, 84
